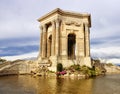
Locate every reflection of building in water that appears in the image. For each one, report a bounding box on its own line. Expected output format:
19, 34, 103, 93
37, 8, 92, 71
55, 78, 93, 94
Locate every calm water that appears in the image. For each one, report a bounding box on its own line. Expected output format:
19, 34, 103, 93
0, 74, 120, 94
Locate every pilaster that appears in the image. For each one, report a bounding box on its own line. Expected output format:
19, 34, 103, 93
40, 25, 43, 57
84, 23, 90, 57
55, 18, 61, 56
42, 25, 47, 58
51, 21, 56, 56
61, 36, 67, 56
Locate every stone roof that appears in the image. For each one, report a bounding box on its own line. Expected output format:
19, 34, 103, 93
38, 8, 91, 27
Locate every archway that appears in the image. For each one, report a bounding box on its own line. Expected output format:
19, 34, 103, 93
48, 35, 52, 57
67, 34, 76, 59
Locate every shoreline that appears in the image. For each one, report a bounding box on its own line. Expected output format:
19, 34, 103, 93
1, 72, 120, 78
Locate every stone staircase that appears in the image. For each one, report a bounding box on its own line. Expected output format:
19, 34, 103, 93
32, 58, 52, 76
38, 58, 52, 67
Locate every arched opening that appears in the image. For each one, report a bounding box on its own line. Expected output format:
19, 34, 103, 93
67, 34, 76, 59
48, 35, 52, 57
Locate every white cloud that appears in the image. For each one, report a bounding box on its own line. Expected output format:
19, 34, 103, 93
91, 46, 120, 64
1, 52, 38, 61
91, 24, 120, 40
0, 21, 40, 39
106, 58, 120, 64
91, 46, 120, 57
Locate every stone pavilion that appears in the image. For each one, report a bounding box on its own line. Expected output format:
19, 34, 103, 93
37, 8, 91, 71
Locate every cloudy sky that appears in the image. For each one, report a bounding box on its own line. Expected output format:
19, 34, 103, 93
0, 0, 120, 64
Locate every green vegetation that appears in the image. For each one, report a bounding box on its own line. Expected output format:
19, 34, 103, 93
65, 64, 103, 77
106, 63, 114, 66
0, 58, 6, 63
80, 65, 96, 77
69, 64, 80, 71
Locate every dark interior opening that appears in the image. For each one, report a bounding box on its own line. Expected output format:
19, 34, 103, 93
68, 34, 76, 59
49, 35, 52, 56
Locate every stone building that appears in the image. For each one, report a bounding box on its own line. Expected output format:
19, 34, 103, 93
37, 8, 91, 71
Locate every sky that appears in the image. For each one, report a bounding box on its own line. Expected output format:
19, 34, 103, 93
0, 0, 120, 64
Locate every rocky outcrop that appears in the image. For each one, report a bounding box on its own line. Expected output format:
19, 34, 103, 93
105, 65, 120, 74
0, 60, 39, 76
92, 59, 106, 74
92, 59, 120, 74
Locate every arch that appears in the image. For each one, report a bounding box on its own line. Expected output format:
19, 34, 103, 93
67, 33, 76, 59
48, 35, 52, 57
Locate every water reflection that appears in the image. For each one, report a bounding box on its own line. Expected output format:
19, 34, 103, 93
0, 75, 120, 94
92, 75, 120, 94
55, 78, 93, 94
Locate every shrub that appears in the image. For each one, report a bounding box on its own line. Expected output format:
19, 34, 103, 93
69, 64, 80, 71
81, 65, 89, 74
89, 68, 96, 76
81, 65, 96, 77
106, 63, 113, 66
95, 67, 101, 75
57, 63, 63, 72
0, 58, 6, 62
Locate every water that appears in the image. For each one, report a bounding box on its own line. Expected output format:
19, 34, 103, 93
0, 74, 120, 94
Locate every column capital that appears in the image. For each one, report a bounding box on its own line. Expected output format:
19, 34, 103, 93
55, 17, 61, 23
43, 24, 46, 28
39, 25, 43, 34
51, 20, 55, 28
43, 24, 47, 32
83, 23, 89, 32
51, 20, 55, 24
55, 18, 61, 28
84, 23, 89, 27
39, 25, 43, 30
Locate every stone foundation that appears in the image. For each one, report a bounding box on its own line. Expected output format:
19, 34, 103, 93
38, 56, 91, 72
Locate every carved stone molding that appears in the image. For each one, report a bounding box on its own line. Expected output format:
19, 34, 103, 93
65, 21, 71, 25
65, 21, 81, 27
74, 23, 81, 27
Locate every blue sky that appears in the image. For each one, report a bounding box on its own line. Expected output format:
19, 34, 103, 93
0, 0, 120, 64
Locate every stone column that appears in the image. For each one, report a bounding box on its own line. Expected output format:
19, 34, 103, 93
84, 23, 90, 57
51, 21, 55, 56
55, 18, 61, 56
40, 25, 43, 57
42, 25, 47, 58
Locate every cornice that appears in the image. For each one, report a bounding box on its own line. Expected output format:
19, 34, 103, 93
37, 8, 91, 27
